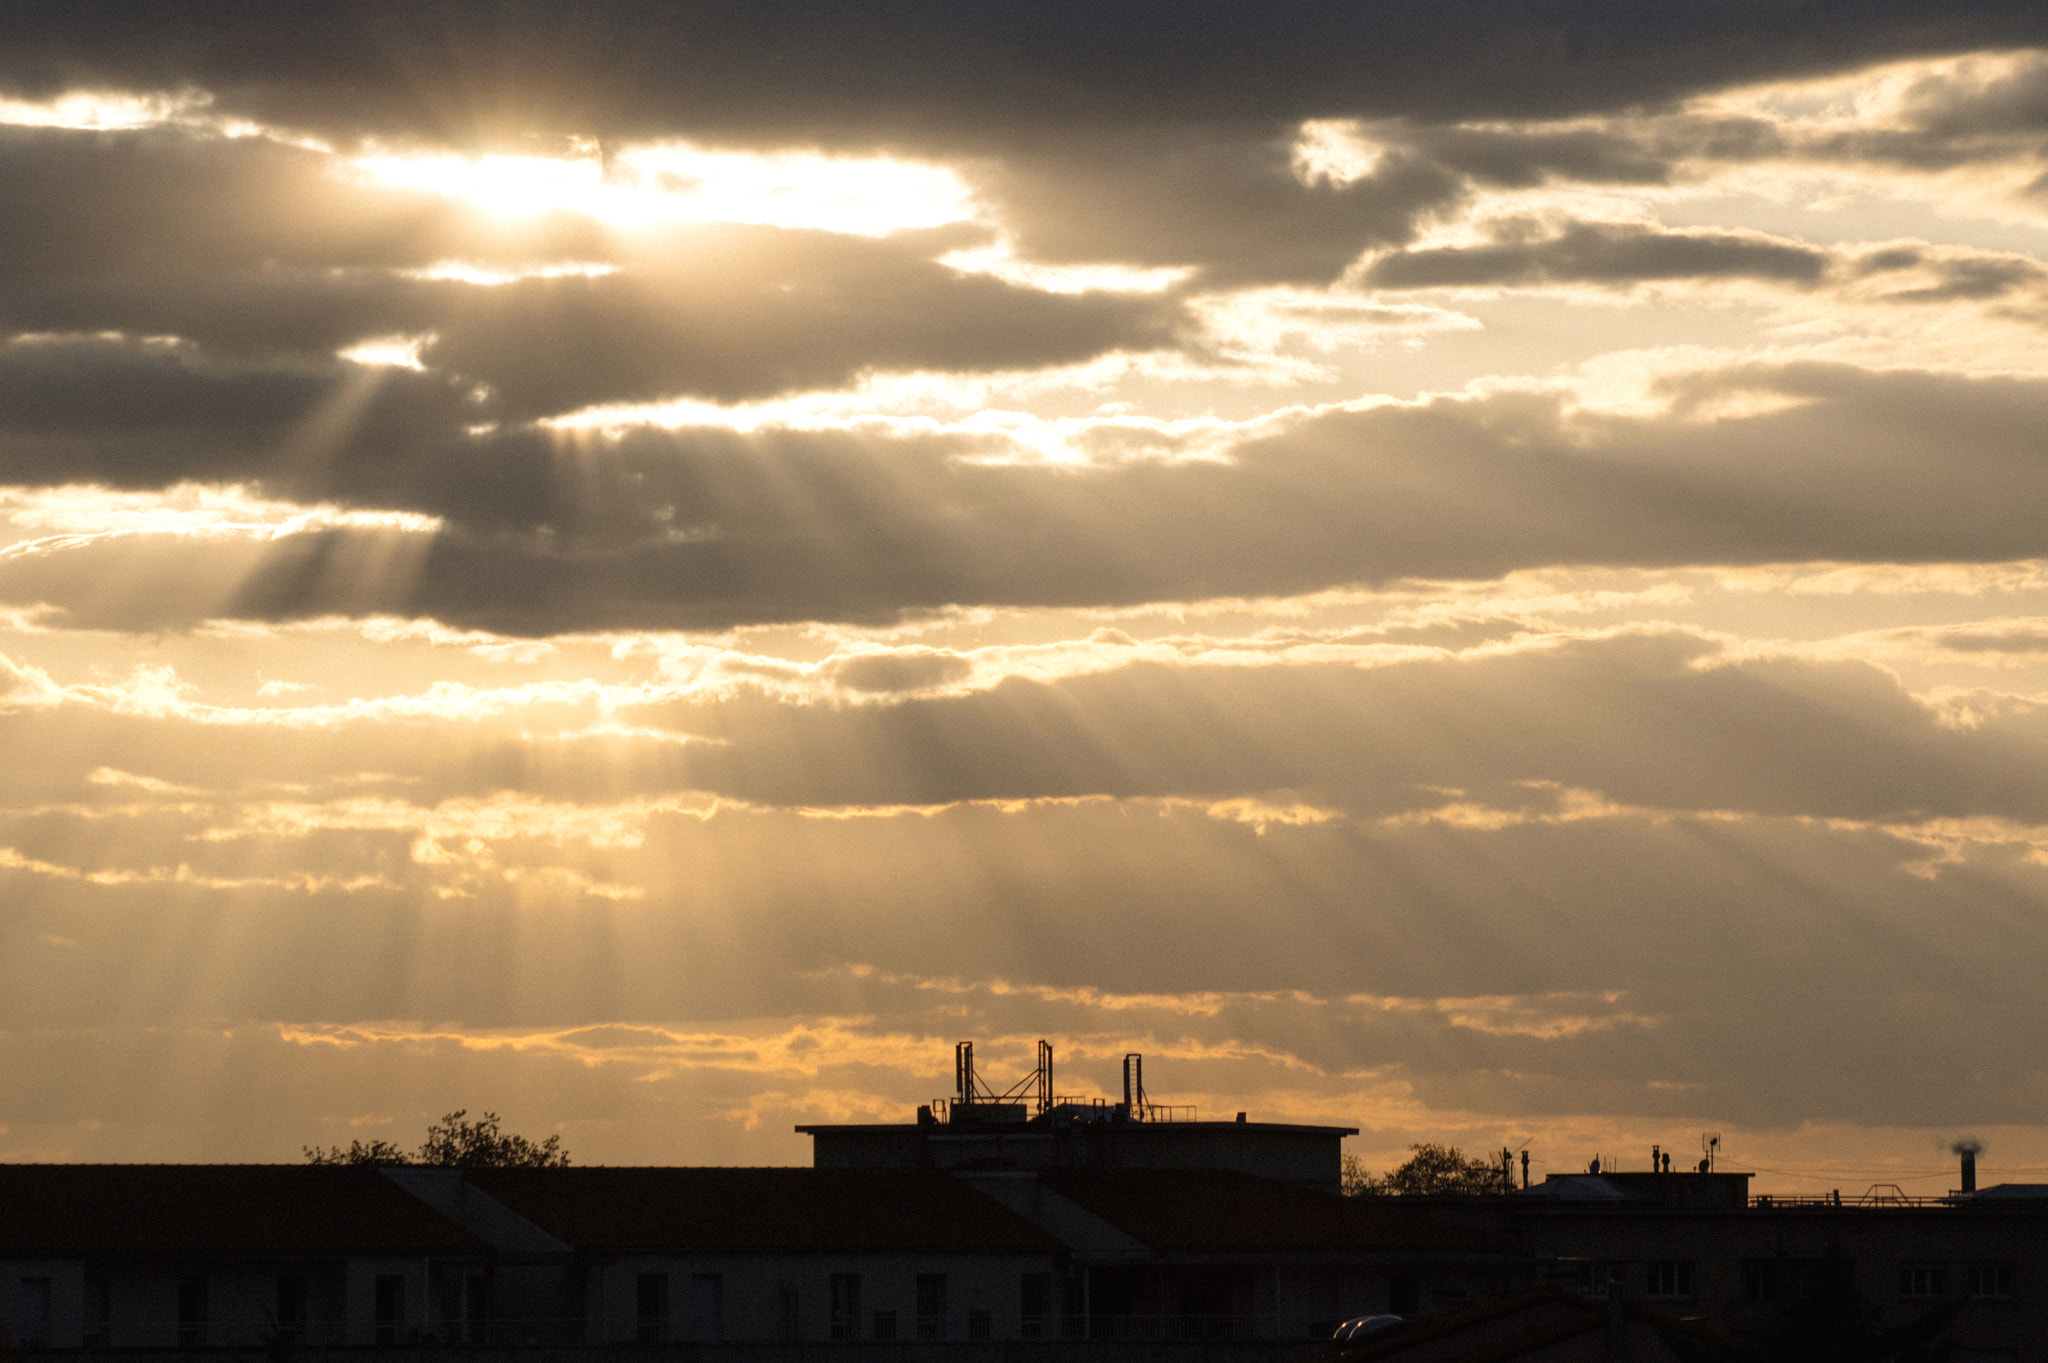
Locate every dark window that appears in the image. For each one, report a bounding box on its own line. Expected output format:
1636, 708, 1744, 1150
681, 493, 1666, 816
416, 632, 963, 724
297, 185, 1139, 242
83, 1276, 109, 1349
178, 1279, 208, 1349
776, 1281, 799, 1342
19, 1278, 52, 1348
1020, 1273, 1051, 1340
871, 1310, 897, 1342
687, 1274, 722, 1342
1062, 1276, 1086, 1339
635, 1273, 667, 1344
464, 1273, 491, 1345
829, 1275, 861, 1341
915, 1273, 948, 1339
1647, 1262, 1693, 1299
1900, 1264, 1945, 1299
275, 1278, 303, 1343
1741, 1260, 1776, 1303
374, 1274, 404, 1347
968, 1308, 991, 1340
1572, 1264, 1612, 1300
564, 1266, 587, 1341
1970, 1263, 2015, 1301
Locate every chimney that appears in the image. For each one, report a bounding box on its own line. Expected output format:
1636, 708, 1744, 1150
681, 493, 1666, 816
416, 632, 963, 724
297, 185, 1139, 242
1953, 1139, 1982, 1195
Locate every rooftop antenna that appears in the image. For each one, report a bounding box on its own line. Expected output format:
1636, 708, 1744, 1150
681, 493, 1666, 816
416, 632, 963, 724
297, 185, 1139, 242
956, 1041, 978, 1104
1037, 1040, 1054, 1115
1122, 1053, 1146, 1120
1701, 1132, 1721, 1173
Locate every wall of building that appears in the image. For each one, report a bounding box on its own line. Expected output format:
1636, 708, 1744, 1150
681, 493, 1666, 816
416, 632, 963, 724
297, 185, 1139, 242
1514, 1205, 2048, 1361
803, 1122, 1348, 1191
583, 1253, 1066, 1344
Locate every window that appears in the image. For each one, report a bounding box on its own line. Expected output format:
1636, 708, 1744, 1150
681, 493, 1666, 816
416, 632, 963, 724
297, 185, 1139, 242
1572, 1263, 1613, 1300
1970, 1263, 2015, 1301
1646, 1262, 1693, 1299
19, 1278, 52, 1348
775, 1281, 799, 1342
275, 1278, 304, 1343
1900, 1264, 1945, 1300
968, 1308, 991, 1339
636, 1273, 668, 1344
178, 1279, 208, 1349
464, 1273, 491, 1346
871, 1310, 897, 1342
915, 1273, 948, 1340
1741, 1260, 1777, 1303
373, 1274, 404, 1348
83, 1276, 109, 1349
563, 1266, 586, 1342
829, 1275, 861, 1341
1020, 1273, 1051, 1340
686, 1274, 722, 1342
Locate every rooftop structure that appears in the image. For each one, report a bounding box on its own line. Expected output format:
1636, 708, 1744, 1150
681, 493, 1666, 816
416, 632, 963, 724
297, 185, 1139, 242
797, 1040, 1358, 1191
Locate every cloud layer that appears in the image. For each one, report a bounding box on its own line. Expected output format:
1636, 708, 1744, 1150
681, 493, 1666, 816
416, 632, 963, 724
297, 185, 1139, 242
5, 19, 2048, 1187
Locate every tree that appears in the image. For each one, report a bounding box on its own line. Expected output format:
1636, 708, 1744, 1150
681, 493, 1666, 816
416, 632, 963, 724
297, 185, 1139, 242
303, 1137, 412, 1166
1343, 1143, 1509, 1196
305, 1110, 569, 1167
417, 1109, 569, 1168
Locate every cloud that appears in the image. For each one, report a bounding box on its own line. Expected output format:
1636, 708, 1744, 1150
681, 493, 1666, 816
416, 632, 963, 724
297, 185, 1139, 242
12, 13, 2048, 1180
14, 359, 2048, 633
5, 3, 2042, 143
827, 649, 972, 696
1363, 222, 1830, 290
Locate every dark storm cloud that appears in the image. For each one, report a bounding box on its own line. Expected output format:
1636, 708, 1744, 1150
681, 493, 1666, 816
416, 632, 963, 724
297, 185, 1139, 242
4, 1, 2044, 144
0, 127, 1179, 413
1401, 125, 1683, 188
970, 132, 1462, 286
418, 229, 1179, 417
1363, 221, 1830, 289
0, 334, 480, 489
7, 359, 2037, 633
1802, 51, 2048, 171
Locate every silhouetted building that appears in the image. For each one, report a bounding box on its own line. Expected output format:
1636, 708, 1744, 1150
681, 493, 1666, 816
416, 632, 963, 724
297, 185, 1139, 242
800, 1042, 1358, 1192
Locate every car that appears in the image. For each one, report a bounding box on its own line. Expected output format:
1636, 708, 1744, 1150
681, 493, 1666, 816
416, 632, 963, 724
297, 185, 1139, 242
1330, 1314, 1405, 1343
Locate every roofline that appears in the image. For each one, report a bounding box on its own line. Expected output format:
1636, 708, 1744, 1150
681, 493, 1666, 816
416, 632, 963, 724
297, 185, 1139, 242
796, 1122, 1360, 1135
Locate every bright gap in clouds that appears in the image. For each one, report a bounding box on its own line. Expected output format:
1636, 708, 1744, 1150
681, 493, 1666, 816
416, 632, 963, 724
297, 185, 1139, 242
0, 88, 213, 131
350, 139, 977, 236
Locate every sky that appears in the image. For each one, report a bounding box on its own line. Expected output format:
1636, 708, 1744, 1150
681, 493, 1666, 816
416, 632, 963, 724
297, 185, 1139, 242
5, 2, 2048, 1193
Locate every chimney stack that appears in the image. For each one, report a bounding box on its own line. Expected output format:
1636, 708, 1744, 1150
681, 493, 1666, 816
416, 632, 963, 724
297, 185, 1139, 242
1953, 1138, 1982, 1195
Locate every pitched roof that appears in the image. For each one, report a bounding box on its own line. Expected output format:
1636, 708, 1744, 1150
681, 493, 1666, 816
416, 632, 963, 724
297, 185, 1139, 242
466, 1167, 1066, 1254
1039, 1169, 1517, 1254
0, 1165, 488, 1255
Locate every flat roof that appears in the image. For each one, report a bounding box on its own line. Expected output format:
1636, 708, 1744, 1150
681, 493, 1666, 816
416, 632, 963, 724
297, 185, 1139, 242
797, 1120, 1359, 1135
